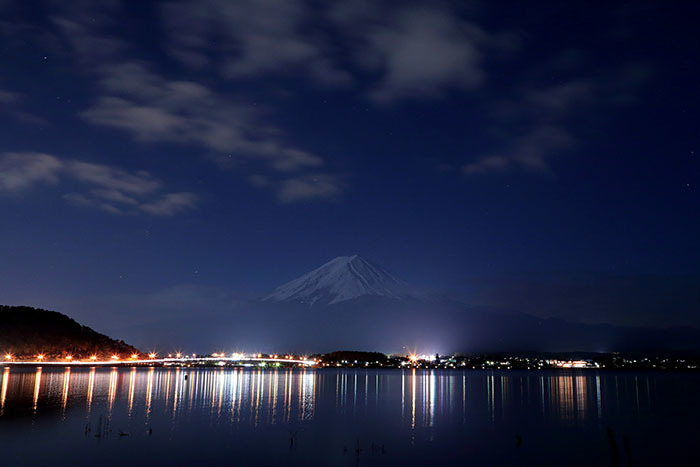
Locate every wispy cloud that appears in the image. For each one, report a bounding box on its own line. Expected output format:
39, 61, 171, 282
160, 0, 351, 86
81, 62, 324, 173
44, 0, 522, 199
250, 173, 342, 203
464, 78, 592, 175
0, 152, 197, 216
330, 2, 516, 103
38, 1, 343, 203
278, 174, 342, 203
160, 0, 514, 102
360, 7, 485, 102
0, 152, 63, 191
463, 126, 575, 175
462, 47, 652, 177
138, 192, 199, 216
0, 87, 47, 124
0, 89, 17, 103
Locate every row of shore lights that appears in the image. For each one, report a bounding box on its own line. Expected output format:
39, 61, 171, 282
211, 353, 296, 360
4, 353, 159, 362
4, 352, 305, 362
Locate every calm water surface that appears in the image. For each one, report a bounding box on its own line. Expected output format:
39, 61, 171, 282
0, 367, 699, 466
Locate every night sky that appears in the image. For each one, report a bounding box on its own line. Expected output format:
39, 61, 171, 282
1, 1, 698, 342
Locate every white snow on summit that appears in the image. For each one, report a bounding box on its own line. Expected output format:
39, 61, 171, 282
263, 255, 407, 306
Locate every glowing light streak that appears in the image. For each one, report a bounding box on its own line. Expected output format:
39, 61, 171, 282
146, 367, 154, 420
172, 367, 181, 415
411, 369, 416, 430
128, 367, 136, 416
86, 368, 95, 413
0, 367, 9, 415
108, 368, 118, 413
61, 367, 70, 411
33, 367, 42, 414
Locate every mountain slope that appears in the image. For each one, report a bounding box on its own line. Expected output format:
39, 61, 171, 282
263, 255, 407, 306
0, 305, 141, 358
257, 256, 700, 353
253, 295, 700, 354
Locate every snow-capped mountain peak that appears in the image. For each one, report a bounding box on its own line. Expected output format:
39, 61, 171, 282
263, 255, 407, 306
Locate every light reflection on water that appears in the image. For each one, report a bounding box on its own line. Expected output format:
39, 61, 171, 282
0, 367, 699, 466
0, 367, 655, 425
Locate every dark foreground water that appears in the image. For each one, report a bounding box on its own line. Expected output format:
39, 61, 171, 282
0, 367, 699, 466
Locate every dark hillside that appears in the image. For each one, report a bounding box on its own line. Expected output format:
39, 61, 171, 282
0, 305, 141, 358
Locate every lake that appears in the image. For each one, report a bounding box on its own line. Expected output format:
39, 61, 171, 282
0, 367, 698, 466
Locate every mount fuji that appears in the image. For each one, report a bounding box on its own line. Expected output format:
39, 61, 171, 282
106, 255, 700, 353
250, 255, 700, 354
263, 255, 410, 306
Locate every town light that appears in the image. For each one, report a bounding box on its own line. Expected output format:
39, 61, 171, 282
149, 353, 157, 359
90, 355, 97, 361
65, 355, 73, 361
175, 352, 182, 358
37, 354, 45, 361
111, 355, 120, 360
4, 353, 12, 360
130, 354, 139, 360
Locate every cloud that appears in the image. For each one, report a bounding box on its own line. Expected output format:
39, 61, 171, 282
49, 1, 515, 201
51, 16, 125, 64
48, 1, 518, 199
489, 80, 595, 124
46, 3, 330, 176
160, 0, 511, 102
138, 192, 199, 216
250, 173, 342, 203
464, 78, 593, 175
463, 46, 652, 176
362, 7, 486, 102
463, 126, 574, 175
0, 152, 63, 191
278, 174, 342, 203
68, 160, 163, 195
160, 0, 351, 86
0, 151, 197, 216
522, 81, 593, 116
0, 89, 18, 103
0, 88, 47, 124
81, 61, 325, 173
328, 1, 518, 103
44, 0, 345, 203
